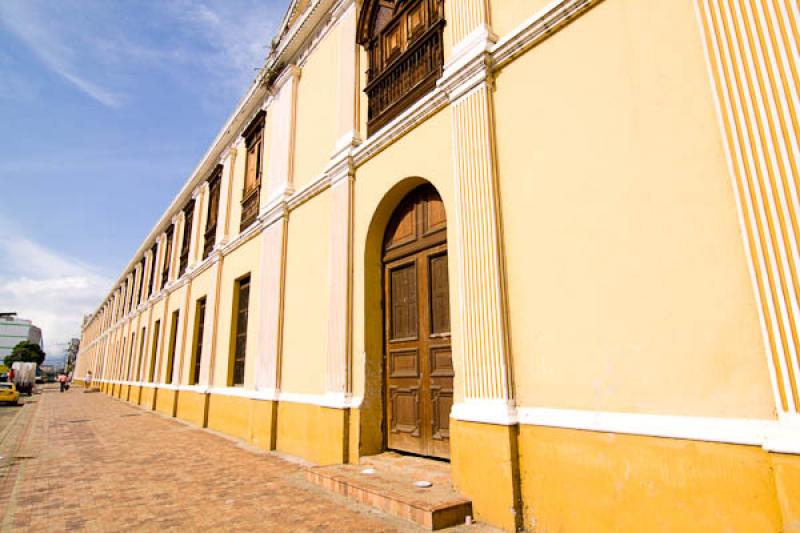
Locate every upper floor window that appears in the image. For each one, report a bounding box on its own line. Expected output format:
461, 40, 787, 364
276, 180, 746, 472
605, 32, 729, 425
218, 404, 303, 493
124, 280, 132, 315
179, 200, 195, 277
240, 111, 265, 232
358, 0, 445, 134
148, 243, 158, 297
161, 227, 173, 289
204, 165, 222, 260
137, 257, 147, 306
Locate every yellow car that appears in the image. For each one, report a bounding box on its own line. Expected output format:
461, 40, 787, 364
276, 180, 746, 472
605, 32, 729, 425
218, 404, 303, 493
0, 382, 20, 405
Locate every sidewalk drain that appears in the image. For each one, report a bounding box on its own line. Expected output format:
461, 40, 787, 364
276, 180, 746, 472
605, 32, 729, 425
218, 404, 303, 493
120, 414, 141, 417
67, 419, 91, 423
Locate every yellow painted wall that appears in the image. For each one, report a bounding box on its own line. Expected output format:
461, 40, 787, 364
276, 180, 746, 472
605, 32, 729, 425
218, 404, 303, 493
771, 453, 800, 532
129, 385, 142, 405
493, 0, 775, 418
176, 390, 208, 427
211, 236, 261, 387
155, 388, 177, 417
518, 425, 782, 532
293, 24, 340, 190
207, 393, 252, 441
250, 400, 277, 451
281, 190, 331, 395
140, 386, 156, 410
276, 401, 346, 465
451, 420, 519, 531
488, 0, 552, 41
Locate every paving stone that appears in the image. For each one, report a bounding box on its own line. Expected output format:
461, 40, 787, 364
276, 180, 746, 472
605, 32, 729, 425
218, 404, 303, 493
0, 387, 496, 532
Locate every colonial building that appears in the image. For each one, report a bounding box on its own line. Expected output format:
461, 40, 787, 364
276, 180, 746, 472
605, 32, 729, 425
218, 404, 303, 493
76, 0, 800, 530
0, 313, 43, 358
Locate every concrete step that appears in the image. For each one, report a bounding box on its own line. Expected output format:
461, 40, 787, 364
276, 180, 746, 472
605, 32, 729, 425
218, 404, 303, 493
306, 455, 471, 530
359, 451, 453, 485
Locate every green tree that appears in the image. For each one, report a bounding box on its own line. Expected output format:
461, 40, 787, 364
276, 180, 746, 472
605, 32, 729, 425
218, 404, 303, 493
4, 341, 46, 367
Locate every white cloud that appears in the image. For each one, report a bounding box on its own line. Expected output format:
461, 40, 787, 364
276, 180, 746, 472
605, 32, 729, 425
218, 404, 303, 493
0, 1, 123, 108
166, 0, 282, 103
0, 0, 284, 110
0, 220, 111, 356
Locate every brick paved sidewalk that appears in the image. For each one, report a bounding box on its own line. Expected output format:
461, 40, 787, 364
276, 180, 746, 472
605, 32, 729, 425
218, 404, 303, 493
0, 388, 484, 533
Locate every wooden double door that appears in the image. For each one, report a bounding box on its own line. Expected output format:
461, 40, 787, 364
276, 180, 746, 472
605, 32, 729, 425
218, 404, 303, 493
383, 184, 452, 459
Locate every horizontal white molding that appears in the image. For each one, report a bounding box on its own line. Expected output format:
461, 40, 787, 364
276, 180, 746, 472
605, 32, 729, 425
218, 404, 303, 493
207, 386, 276, 401
96, 378, 365, 408
451, 399, 519, 426
90, 379, 800, 453
518, 407, 800, 453
492, 0, 597, 69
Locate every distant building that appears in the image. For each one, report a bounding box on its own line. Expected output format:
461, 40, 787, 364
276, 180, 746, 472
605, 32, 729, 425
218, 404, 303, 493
0, 313, 43, 359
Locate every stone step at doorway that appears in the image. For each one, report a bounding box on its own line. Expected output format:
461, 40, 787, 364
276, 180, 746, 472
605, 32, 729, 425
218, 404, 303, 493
306, 452, 472, 530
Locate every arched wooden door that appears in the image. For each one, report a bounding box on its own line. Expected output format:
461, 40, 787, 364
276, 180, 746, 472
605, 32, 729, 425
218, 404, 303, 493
383, 184, 452, 459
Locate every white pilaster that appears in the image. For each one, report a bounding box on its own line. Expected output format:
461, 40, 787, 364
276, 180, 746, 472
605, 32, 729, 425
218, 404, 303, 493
323, 157, 355, 407
441, 13, 516, 425
218, 145, 239, 246
168, 214, 182, 285
264, 65, 301, 206
254, 207, 289, 395
189, 186, 204, 269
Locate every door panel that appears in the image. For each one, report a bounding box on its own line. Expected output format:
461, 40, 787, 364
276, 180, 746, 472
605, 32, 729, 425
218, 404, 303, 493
390, 263, 418, 341
384, 184, 452, 459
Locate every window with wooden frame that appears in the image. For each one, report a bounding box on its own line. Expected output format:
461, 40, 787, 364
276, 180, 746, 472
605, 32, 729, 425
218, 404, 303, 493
240, 111, 265, 231
126, 332, 136, 380
136, 326, 146, 382
148, 320, 160, 382
124, 280, 132, 316
165, 310, 180, 384
229, 274, 251, 386
137, 258, 147, 306
161, 227, 173, 289
118, 337, 126, 380
179, 200, 195, 277
148, 243, 157, 297
190, 297, 206, 386
357, 0, 445, 134
204, 165, 223, 260
119, 283, 126, 318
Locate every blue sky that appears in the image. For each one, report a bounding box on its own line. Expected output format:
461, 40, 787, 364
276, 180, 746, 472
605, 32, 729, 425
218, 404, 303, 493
0, 0, 288, 357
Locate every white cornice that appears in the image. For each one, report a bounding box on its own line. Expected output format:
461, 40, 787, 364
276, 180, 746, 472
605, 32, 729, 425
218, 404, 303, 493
352, 87, 449, 167
492, 0, 600, 69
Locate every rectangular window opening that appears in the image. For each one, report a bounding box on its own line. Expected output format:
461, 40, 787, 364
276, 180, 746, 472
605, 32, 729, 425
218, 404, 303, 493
191, 297, 207, 386
229, 275, 250, 386
148, 320, 161, 383
166, 310, 180, 384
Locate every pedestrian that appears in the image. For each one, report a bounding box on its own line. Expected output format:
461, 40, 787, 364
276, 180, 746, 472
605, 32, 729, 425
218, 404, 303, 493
58, 373, 67, 393
85, 370, 93, 389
